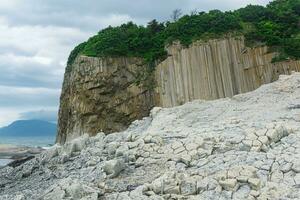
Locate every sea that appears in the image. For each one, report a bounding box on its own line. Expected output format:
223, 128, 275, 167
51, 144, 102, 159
0, 159, 12, 167
0, 136, 55, 147
0, 136, 55, 167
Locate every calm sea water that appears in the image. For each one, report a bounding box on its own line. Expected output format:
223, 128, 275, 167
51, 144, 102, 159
0, 136, 55, 148
0, 136, 55, 167
0, 158, 13, 166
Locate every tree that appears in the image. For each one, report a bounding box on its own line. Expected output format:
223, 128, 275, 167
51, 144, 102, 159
283, 36, 300, 59
171, 9, 182, 22
236, 5, 268, 23
190, 9, 198, 16
147, 20, 165, 34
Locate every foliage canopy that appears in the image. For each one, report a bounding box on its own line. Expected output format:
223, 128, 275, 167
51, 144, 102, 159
68, 0, 300, 66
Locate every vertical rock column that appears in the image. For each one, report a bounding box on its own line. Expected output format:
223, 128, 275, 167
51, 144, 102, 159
156, 37, 300, 107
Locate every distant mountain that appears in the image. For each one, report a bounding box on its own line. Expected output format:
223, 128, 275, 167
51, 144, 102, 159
0, 120, 57, 137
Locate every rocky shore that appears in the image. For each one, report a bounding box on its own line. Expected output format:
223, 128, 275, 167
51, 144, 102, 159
0, 144, 44, 168
1, 73, 300, 199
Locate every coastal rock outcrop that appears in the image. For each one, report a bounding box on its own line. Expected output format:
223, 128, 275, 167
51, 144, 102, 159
57, 37, 300, 144
57, 56, 156, 144
1, 73, 300, 199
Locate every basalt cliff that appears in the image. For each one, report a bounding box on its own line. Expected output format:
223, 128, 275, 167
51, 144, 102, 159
57, 56, 156, 144
57, 37, 300, 144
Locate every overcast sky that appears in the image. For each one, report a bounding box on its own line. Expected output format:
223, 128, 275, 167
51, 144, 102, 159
0, 0, 271, 127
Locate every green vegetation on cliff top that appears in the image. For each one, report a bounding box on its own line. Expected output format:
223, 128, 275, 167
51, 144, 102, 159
68, 0, 300, 67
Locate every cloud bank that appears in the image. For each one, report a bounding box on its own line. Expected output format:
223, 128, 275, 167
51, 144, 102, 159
0, 0, 271, 126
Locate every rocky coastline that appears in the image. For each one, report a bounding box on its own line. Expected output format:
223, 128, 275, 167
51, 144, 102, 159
1, 73, 300, 199
0, 144, 44, 168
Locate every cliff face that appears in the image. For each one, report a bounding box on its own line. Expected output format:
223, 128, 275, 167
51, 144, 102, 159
156, 37, 300, 107
57, 37, 300, 144
57, 56, 156, 144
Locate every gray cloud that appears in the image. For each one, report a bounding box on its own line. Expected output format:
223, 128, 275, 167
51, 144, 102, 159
0, 22, 90, 89
20, 109, 58, 123
0, 57, 62, 88
0, 0, 271, 126
0, 0, 271, 30
0, 86, 60, 108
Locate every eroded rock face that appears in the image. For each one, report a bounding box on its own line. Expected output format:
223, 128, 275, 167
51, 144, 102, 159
57, 56, 156, 144
1, 73, 300, 199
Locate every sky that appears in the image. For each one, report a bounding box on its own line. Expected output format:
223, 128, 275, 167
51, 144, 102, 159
0, 0, 271, 127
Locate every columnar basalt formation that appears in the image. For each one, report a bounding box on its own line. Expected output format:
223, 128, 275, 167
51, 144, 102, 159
156, 37, 300, 107
57, 37, 300, 144
57, 56, 156, 144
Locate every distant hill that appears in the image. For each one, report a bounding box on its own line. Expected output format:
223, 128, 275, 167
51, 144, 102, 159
0, 120, 57, 137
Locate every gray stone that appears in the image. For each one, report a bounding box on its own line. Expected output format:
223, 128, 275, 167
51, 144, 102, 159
248, 178, 261, 189
258, 136, 269, 145
103, 159, 125, 178
294, 174, 300, 185
180, 180, 197, 195
43, 187, 66, 200
281, 162, 293, 173
232, 185, 251, 199
292, 162, 300, 173
219, 179, 238, 191
249, 190, 260, 197
115, 144, 129, 157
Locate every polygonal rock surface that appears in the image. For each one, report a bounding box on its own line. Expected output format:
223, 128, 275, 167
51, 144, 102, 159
1, 73, 300, 199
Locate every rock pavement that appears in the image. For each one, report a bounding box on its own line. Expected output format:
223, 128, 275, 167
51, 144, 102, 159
1, 73, 300, 199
